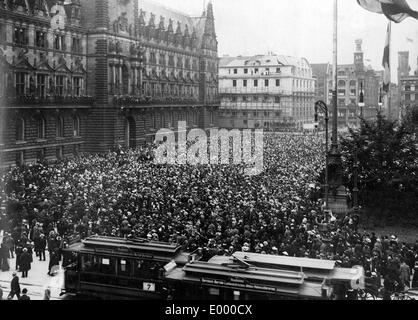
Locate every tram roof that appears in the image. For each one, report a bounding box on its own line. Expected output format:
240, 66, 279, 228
164, 262, 326, 299
181, 261, 305, 285
65, 236, 182, 258
232, 252, 336, 271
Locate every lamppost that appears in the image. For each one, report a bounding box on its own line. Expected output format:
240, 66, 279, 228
353, 91, 364, 213
315, 100, 329, 210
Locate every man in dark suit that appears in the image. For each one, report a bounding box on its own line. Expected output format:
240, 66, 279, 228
18, 288, 30, 300
8, 272, 20, 300
19, 247, 32, 278
38, 234, 47, 261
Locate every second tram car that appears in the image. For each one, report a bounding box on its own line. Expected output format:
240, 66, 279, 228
62, 236, 365, 300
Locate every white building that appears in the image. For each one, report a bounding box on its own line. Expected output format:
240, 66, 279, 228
218, 54, 316, 130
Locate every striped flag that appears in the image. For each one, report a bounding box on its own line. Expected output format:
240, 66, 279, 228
357, 0, 418, 23
382, 22, 391, 93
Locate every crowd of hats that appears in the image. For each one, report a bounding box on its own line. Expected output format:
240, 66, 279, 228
1, 133, 417, 285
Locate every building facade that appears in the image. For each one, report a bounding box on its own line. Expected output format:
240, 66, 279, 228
312, 40, 383, 130
0, 0, 92, 167
398, 51, 418, 121
218, 54, 315, 131
0, 0, 219, 167
311, 63, 332, 105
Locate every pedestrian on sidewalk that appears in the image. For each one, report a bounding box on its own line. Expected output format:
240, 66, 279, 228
19, 288, 30, 300
3, 233, 15, 259
38, 234, 47, 261
0, 241, 10, 271
7, 272, 20, 300
20, 247, 32, 278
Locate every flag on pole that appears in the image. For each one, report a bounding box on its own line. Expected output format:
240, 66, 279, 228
382, 22, 391, 93
357, 0, 418, 23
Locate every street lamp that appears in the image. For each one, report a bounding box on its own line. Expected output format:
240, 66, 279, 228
315, 100, 329, 210
352, 88, 365, 214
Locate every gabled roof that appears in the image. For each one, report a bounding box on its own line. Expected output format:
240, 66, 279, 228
13, 57, 36, 70
36, 58, 54, 72
139, 0, 208, 48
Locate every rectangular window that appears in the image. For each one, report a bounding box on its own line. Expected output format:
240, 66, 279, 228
244, 69, 248, 74
37, 74, 47, 97
0, 24, 6, 43
276, 68, 281, 73
35, 31, 47, 48
254, 68, 259, 74
232, 80, 237, 87
276, 79, 280, 87
56, 76, 65, 96
14, 27, 27, 45
159, 54, 165, 66
243, 80, 247, 87
265, 79, 269, 87
243, 96, 247, 102
73, 77, 82, 96
72, 37, 81, 53
254, 80, 258, 87
16, 72, 26, 96
233, 69, 237, 74
275, 96, 281, 103
54, 34, 66, 51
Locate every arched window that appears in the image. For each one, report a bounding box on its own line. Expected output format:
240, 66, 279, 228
37, 117, 45, 139
56, 116, 64, 138
73, 116, 80, 137
16, 117, 25, 141
349, 80, 356, 87
338, 80, 346, 87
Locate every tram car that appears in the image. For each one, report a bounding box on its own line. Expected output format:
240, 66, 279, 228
61, 236, 197, 299
62, 236, 365, 300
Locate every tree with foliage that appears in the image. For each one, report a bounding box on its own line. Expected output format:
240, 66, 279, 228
340, 112, 418, 221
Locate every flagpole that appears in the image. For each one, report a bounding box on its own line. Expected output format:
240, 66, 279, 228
332, 0, 338, 145
387, 21, 392, 120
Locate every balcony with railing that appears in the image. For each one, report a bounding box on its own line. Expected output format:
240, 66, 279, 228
219, 87, 293, 96
1, 94, 95, 107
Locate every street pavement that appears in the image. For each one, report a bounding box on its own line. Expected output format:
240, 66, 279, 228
0, 230, 65, 300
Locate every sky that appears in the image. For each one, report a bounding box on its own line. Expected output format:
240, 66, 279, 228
148, 0, 418, 82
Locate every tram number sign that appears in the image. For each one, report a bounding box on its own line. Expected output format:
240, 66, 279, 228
143, 282, 155, 292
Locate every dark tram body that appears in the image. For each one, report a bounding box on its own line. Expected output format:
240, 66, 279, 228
62, 236, 364, 300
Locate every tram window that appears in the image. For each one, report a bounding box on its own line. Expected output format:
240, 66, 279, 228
233, 291, 241, 301
82, 254, 100, 272
100, 257, 116, 275
209, 288, 220, 296
133, 260, 161, 278
118, 259, 132, 276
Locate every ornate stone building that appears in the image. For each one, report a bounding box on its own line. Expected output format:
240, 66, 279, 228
0, 0, 219, 166
0, 0, 92, 166
83, 0, 219, 153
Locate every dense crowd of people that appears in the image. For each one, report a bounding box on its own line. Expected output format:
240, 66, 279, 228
0, 133, 417, 299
